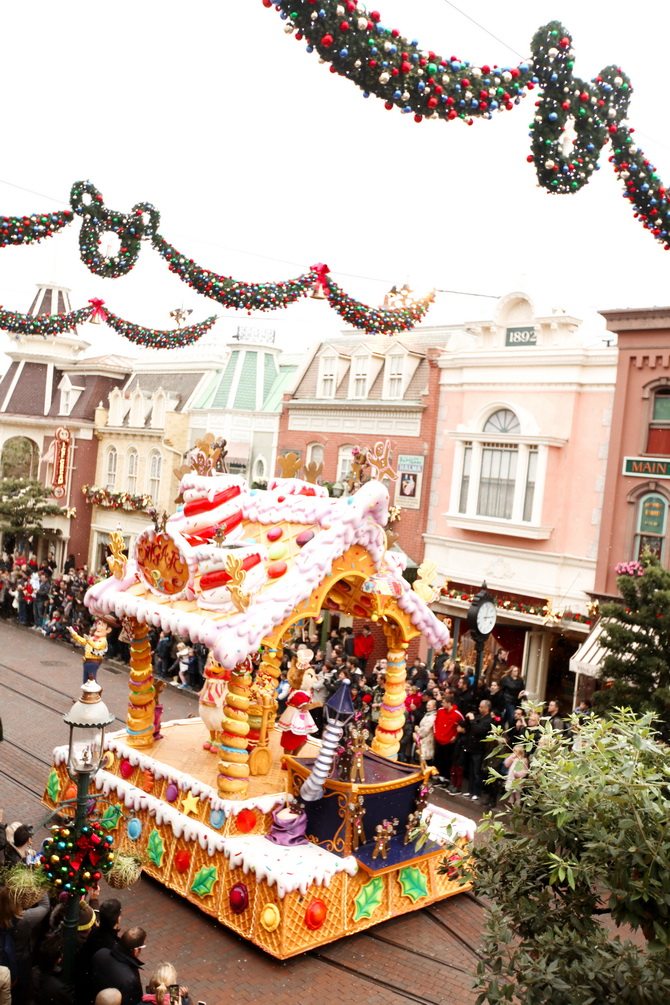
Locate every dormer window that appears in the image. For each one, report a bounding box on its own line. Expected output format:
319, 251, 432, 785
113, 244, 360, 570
320, 356, 337, 398
58, 374, 83, 416
351, 356, 369, 399
387, 354, 404, 398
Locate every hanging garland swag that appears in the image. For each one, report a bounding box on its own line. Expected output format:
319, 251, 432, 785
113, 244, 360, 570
0, 13, 666, 342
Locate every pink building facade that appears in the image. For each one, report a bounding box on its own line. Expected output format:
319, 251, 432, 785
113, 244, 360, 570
425, 293, 616, 706
595, 307, 670, 598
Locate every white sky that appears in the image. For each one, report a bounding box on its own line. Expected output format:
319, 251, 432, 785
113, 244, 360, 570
2, 0, 670, 368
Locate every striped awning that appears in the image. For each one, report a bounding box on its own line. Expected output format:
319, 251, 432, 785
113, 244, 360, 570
569, 618, 640, 678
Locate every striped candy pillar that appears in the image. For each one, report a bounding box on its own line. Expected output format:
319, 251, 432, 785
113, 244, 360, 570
218, 659, 253, 797
125, 618, 157, 748
371, 628, 408, 760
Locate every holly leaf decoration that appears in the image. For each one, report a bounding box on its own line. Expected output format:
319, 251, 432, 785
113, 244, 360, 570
100, 804, 122, 831
191, 865, 217, 898
147, 829, 165, 868
398, 866, 428, 903
46, 769, 60, 803
353, 875, 384, 921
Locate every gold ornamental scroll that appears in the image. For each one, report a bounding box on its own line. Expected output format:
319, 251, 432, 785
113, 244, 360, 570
125, 617, 157, 749
371, 621, 409, 760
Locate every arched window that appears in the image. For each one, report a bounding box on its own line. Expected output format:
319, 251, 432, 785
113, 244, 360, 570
456, 409, 540, 525
105, 447, 118, 492
0, 436, 39, 479
126, 449, 138, 494
306, 443, 325, 468
253, 456, 266, 481
647, 388, 670, 455
147, 451, 162, 500
337, 444, 355, 482
635, 493, 667, 559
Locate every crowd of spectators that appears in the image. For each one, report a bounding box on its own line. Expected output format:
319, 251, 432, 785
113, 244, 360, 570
0, 820, 193, 1005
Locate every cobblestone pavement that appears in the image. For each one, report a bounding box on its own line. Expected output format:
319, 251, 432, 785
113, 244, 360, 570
0, 620, 483, 1004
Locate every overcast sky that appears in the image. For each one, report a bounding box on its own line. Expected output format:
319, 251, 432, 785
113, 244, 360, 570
2, 0, 670, 368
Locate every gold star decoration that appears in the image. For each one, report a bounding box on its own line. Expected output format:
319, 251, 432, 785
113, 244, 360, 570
181, 791, 201, 817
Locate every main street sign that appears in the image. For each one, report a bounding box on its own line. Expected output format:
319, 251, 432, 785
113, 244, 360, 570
623, 456, 670, 478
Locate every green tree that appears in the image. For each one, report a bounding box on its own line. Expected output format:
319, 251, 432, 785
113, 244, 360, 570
462, 711, 670, 1004
594, 553, 670, 734
0, 478, 64, 545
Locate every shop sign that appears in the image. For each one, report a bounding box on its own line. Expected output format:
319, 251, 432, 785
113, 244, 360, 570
52, 427, 71, 499
395, 454, 424, 510
639, 496, 666, 535
623, 456, 670, 479
505, 326, 537, 346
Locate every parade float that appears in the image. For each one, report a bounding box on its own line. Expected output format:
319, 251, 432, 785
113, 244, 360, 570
44, 444, 474, 958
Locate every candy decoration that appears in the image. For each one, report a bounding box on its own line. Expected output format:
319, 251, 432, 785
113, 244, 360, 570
267, 543, 286, 561
147, 829, 165, 868
398, 866, 428, 902
353, 876, 384, 922
120, 759, 134, 779
127, 818, 142, 841
174, 849, 191, 873
46, 770, 61, 803
209, 808, 226, 830
234, 808, 257, 834
296, 530, 314, 547
267, 561, 288, 579
259, 903, 281, 932
371, 632, 408, 759
165, 782, 179, 803
191, 865, 218, 898
99, 804, 123, 831
266, 527, 283, 541
305, 898, 328, 930
229, 882, 249, 913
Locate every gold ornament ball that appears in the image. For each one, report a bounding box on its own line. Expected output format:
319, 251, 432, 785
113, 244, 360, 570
83, 871, 91, 880
108, 852, 115, 861
54, 879, 62, 886
51, 855, 60, 863
62, 829, 70, 837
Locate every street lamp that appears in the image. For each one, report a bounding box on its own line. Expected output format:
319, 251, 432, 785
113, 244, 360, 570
466, 583, 497, 689
61, 680, 115, 985
301, 683, 355, 802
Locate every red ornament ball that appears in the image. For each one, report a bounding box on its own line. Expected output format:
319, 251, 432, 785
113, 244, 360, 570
235, 808, 257, 834
321, 34, 334, 47
174, 849, 191, 873
230, 883, 249, 914
305, 898, 328, 930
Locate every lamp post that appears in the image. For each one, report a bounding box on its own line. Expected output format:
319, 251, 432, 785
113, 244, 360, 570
61, 680, 115, 986
301, 683, 355, 802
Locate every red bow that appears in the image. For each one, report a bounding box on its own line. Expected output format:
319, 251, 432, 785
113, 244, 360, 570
88, 298, 107, 321
311, 263, 330, 294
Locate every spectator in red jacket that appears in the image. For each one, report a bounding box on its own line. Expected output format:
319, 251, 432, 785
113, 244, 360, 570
352, 625, 374, 675
433, 693, 465, 784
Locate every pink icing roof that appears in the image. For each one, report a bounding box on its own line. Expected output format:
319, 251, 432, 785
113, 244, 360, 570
85, 475, 449, 669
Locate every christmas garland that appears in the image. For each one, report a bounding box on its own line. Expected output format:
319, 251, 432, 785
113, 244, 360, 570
41, 822, 114, 895
439, 586, 593, 625
0, 297, 218, 348
269, 0, 534, 124
0, 210, 73, 248
315, 265, 433, 333
151, 233, 318, 312
82, 485, 154, 512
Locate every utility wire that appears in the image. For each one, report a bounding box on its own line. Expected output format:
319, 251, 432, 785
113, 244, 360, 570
438, 0, 526, 60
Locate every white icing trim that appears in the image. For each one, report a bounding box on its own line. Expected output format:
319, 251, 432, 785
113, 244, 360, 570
223, 834, 358, 898
85, 476, 450, 667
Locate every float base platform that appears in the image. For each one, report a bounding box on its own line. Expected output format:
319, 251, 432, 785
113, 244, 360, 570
44, 719, 472, 959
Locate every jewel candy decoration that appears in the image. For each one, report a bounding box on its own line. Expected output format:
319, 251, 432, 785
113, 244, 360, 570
41, 822, 114, 895
230, 882, 249, 913
234, 808, 257, 834
305, 898, 327, 930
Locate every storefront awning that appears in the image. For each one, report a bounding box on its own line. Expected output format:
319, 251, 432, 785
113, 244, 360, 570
569, 619, 640, 678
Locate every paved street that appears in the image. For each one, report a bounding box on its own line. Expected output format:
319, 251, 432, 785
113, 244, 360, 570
0, 620, 483, 1004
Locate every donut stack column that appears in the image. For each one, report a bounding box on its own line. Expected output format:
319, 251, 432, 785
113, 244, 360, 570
217, 659, 253, 797
371, 628, 408, 760
125, 618, 157, 749
247, 646, 282, 750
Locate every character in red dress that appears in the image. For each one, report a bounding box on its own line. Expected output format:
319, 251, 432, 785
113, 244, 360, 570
277, 649, 318, 753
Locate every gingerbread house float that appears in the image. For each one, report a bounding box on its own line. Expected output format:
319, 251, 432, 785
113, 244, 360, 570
44, 453, 474, 958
